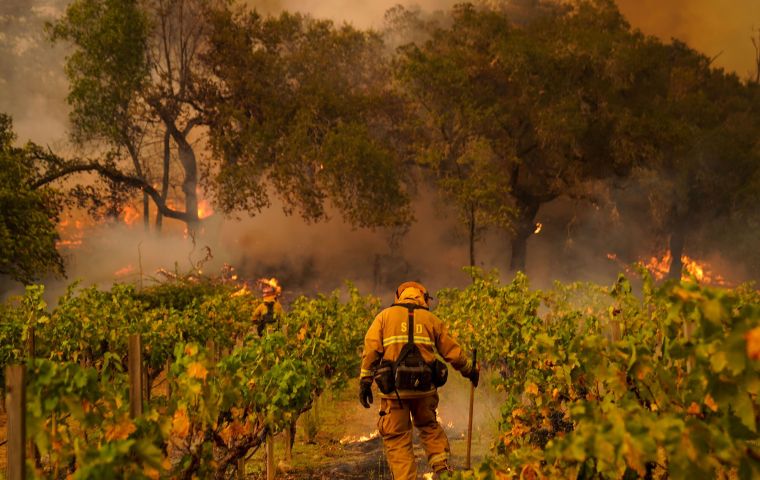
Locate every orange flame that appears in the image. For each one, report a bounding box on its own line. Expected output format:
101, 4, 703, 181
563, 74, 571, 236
339, 429, 379, 444
114, 265, 135, 277
198, 198, 214, 219
607, 251, 728, 285
643, 251, 727, 285
122, 206, 140, 226
56, 217, 88, 249
231, 284, 252, 297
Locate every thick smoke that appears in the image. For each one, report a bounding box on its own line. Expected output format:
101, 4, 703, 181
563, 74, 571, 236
249, 0, 461, 29
0, 0, 70, 145
617, 0, 760, 78
39, 184, 510, 305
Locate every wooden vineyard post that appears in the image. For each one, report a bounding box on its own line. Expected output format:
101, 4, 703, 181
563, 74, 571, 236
206, 339, 217, 362
266, 432, 275, 480
236, 458, 245, 479
6, 365, 26, 480
166, 359, 172, 400
24, 326, 39, 468
128, 334, 144, 418
284, 426, 293, 463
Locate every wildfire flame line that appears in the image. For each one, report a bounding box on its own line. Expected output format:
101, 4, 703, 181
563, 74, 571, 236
339, 429, 379, 444
608, 251, 728, 285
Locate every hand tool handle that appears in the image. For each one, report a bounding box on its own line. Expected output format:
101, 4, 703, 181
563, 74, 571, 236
466, 348, 477, 470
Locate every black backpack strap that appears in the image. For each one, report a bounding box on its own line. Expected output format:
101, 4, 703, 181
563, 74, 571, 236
395, 306, 417, 367
393, 306, 416, 407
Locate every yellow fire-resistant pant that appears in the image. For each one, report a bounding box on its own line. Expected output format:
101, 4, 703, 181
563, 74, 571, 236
377, 393, 451, 480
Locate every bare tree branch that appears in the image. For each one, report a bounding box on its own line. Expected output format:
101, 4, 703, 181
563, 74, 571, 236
32, 162, 193, 222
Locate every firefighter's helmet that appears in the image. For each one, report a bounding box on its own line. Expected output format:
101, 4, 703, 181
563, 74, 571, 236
394, 281, 432, 306
258, 277, 282, 297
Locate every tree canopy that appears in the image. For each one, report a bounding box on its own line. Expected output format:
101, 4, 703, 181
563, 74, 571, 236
46, 0, 413, 233
0, 114, 64, 284
202, 9, 412, 229
396, 0, 662, 270
9, 0, 760, 280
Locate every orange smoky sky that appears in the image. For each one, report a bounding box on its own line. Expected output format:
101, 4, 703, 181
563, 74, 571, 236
616, 0, 760, 78
250, 0, 459, 27
251, 1, 760, 77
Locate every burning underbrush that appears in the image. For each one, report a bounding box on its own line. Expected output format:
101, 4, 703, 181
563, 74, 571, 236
607, 250, 732, 286
642, 250, 728, 285
339, 429, 379, 445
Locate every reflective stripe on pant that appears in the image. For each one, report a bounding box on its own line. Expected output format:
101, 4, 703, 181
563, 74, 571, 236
377, 393, 451, 480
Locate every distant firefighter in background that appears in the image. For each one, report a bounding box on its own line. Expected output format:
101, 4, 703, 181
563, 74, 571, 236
252, 277, 284, 336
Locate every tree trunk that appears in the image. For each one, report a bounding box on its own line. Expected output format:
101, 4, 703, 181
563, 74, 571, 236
284, 421, 296, 462
157, 111, 200, 231
509, 197, 540, 272
156, 129, 171, 232
124, 137, 150, 233
175, 134, 199, 232
468, 203, 476, 267
667, 222, 687, 280
142, 193, 150, 232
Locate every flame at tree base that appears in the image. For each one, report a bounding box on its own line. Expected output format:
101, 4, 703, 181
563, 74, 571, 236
608, 251, 729, 285
644, 251, 727, 285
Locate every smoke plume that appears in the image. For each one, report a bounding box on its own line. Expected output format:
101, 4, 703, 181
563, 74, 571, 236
0, 0, 70, 145
617, 0, 760, 78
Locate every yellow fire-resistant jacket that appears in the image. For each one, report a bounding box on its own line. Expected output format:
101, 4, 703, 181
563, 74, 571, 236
360, 287, 473, 399
252, 296, 284, 334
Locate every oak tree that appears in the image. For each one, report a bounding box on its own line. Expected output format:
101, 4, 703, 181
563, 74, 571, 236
0, 114, 64, 284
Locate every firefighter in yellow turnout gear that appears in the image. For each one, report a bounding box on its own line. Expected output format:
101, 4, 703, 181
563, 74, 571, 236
359, 281, 479, 479
252, 277, 284, 336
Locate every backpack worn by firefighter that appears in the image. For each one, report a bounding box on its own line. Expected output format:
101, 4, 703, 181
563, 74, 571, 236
256, 301, 278, 336
374, 304, 448, 397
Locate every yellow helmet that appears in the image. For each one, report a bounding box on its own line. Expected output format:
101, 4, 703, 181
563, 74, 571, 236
258, 277, 282, 297
394, 281, 431, 306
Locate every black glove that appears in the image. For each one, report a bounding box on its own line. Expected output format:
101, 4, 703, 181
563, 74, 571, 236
359, 378, 373, 408
465, 364, 480, 388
